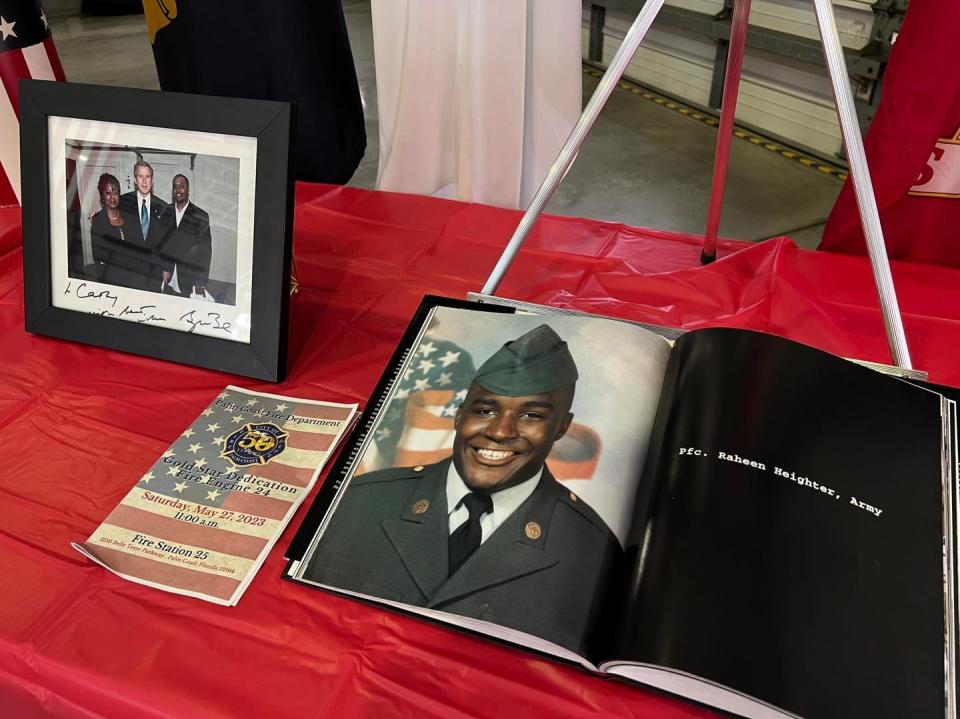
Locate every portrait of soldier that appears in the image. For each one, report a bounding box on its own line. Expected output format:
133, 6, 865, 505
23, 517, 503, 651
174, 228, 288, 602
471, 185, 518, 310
304, 324, 623, 654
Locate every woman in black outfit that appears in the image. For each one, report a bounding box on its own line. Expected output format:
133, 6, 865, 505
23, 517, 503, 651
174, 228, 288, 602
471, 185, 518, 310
90, 173, 150, 290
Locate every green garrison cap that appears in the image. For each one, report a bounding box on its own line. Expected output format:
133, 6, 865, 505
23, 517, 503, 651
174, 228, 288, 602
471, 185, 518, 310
473, 324, 579, 396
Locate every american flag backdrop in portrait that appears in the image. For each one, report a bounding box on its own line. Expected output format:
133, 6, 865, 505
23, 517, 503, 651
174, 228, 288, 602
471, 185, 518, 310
0, 0, 65, 207
358, 333, 602, 482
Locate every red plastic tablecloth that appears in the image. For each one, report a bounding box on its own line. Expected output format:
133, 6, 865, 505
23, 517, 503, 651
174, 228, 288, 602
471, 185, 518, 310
1, 183, 959, 719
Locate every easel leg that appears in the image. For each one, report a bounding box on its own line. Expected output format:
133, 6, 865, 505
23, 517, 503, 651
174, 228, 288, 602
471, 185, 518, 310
702, 0, 753, 264
480, 0, 668, 296
812, 0, 911, 369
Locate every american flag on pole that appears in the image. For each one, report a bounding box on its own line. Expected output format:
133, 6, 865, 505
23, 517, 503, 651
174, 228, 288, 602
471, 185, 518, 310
0, 0, 65, 207
74, 387, 357, 605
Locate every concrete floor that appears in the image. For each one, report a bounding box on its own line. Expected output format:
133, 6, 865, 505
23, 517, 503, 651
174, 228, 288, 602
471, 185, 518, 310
51, 1, 842, 248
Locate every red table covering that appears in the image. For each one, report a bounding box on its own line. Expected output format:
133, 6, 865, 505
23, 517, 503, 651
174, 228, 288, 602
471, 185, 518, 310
2, 183, 959, 719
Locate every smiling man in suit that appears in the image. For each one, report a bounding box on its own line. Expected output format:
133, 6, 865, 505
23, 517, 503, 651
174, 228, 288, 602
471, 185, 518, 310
304, 324, 622, 655
158, 174, 213, 298
119, 160, 170, 291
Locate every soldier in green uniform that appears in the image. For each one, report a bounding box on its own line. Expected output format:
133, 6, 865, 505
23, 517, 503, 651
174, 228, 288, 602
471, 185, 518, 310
304, 324, 622, 655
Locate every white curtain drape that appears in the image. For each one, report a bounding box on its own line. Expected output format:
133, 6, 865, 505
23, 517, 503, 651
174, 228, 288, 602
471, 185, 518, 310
371, 0, 581, 209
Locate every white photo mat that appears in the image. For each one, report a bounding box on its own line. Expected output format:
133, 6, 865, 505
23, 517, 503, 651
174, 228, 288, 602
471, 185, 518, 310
47, 116, 257, 344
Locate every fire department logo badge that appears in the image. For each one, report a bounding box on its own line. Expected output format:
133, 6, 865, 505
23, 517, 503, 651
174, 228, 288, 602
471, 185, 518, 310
221, 423, 288, 467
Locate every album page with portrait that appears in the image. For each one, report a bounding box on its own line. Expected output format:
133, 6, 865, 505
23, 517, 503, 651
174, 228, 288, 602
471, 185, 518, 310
286, 296, 958, 719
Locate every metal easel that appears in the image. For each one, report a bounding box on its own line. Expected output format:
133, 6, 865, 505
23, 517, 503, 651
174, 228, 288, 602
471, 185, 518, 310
478, 0, 913, 370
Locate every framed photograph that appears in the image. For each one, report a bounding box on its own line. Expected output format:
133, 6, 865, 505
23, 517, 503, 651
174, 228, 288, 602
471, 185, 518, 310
20, 80, 296, 381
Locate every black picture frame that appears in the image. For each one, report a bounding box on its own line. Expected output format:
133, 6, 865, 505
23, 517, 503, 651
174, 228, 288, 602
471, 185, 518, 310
20, 79, 297, 381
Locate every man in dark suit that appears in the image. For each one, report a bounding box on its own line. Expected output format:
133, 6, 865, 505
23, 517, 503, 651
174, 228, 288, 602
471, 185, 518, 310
304, 325, 623, 655
119, 160, 170, 292
158, 174, 213, 298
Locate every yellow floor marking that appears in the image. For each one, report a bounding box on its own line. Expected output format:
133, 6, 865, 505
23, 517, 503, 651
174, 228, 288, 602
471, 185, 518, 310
582, 64, 845, 181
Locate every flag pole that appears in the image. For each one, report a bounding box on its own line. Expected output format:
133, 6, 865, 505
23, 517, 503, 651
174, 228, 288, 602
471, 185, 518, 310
480, 0, 668, 296
701, 0, 753, 264
812, 0, 912, 369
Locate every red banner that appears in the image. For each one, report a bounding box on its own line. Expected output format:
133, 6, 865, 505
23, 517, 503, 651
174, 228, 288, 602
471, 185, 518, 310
820, 0, 960, 267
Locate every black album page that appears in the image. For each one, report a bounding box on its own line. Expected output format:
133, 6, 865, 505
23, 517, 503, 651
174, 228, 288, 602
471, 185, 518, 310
602, 328, 952, 719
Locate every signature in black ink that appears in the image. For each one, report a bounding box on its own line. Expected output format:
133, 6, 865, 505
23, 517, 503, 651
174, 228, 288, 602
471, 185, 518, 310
120, 305, 167, 323
75, 282, 119, 309
179, 310, 233, 334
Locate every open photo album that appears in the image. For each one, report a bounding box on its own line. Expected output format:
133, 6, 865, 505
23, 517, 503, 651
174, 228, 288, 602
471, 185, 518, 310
286, 296, 958, 719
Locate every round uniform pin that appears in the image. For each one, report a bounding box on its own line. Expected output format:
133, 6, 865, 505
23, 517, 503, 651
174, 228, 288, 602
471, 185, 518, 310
569, 491, 578, 502
412, 499, 430, 515
524, 521, 542, 540
413, 465, 424, 472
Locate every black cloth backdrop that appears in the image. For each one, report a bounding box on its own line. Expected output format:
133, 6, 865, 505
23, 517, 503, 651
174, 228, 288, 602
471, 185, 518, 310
148, 0, 366, 183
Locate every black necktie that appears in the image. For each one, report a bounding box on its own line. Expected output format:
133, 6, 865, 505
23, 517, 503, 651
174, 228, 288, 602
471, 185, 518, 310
449, 492, 492, 575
